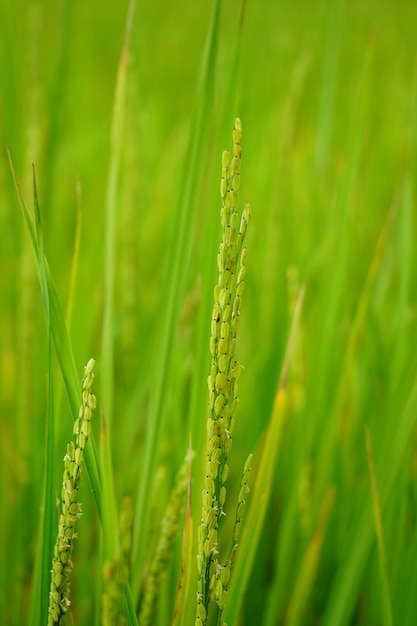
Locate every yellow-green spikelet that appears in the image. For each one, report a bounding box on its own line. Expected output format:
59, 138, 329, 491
139, 455, 190, 626
48, 358, 97, 626
196, 118, 250, 625
102, 496, 134, 626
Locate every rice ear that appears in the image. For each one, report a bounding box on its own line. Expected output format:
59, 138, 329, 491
196, 118, 251, 626
47, 359, 97, 625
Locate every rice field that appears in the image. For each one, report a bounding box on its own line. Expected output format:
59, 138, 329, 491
1, 1, 417, 624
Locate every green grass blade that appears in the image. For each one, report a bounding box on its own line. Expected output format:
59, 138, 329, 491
392, 176, 413, 388
225, 286, 305, 625
27, 531, 43, 626
311, 39, 372, 419
7, 151, 103, 520
66, 180, 82, 328
322, 377, 417, 626
314, 0, 344, 170
364, 427, 393, 626
286, 488, 335, 626
98, 4, 141, 620
131, 0, 220, 600
100, 0, 136, 562
186, 0, 248, 455
172, 444, 194, 626
404, 526, 417, 626
305, 39, 373, 525
32, 167, 56, 625
40, 0, 73, 216
125, 584, 140, 626
221, 0, 247, 120
20, 166, 56, 625
317, 190, 398, 475
101, 0, 136, 432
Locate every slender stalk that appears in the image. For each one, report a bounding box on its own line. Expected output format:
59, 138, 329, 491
196, 118, 250, 626
47, 359, 97, 625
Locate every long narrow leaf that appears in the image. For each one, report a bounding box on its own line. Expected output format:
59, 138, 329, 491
131, 0, 220, 600
100, 0, 136, 563
322, 378, 417, 626
226, 286, 305, 625
7, 150, 103, 519
172, 444, 194, 626
364, 427, 393, 626
20, 166, 56, 625
32, 166, 56, 624
286, 488, 335, 626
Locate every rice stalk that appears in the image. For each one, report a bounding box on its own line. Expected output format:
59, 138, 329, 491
47, 358, 97, 625
102, 497, 134, 626
196, 117, 251, 626
138, 454, 191, 626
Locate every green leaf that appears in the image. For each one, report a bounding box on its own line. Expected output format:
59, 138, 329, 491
226, 286, 305, 625
131, 0, 221, 601
7, 150, 103, 520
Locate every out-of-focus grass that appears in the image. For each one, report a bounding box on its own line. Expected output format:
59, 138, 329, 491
1, 1, 417, 625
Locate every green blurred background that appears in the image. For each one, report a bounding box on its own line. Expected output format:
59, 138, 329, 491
1, 0, 417, 624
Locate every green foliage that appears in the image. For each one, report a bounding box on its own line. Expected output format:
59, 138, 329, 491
1, 1, 417, 625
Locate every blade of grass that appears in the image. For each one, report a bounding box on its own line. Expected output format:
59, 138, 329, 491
392, 184, 414, 390
312, 176, 412, 626
23, 166, 56, 625
312, 37, 372, 414
100, 0, 136, 562
131, 0, 220, 600
286, 487, 336, 626
322, 375, 417, 626
7, 150, 102, 519
314, 0, 344, 170
404, 520, 417, 625
221, 0, 247, 122
186, 0, 248, 557
225, 285, 305, 625
125, 585, 140, 626
99, 4, 140, 620
306, 38, 373, 521
52, 180, 84, 454
66, 179, 82, 328
364, 426, 393, 626
187, 0, 248, 430
32, 166, 56, 625
317, 186, 400, 479
0, 0, 20, 150
172, 443, 194, 626
263, 470, 302, 626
